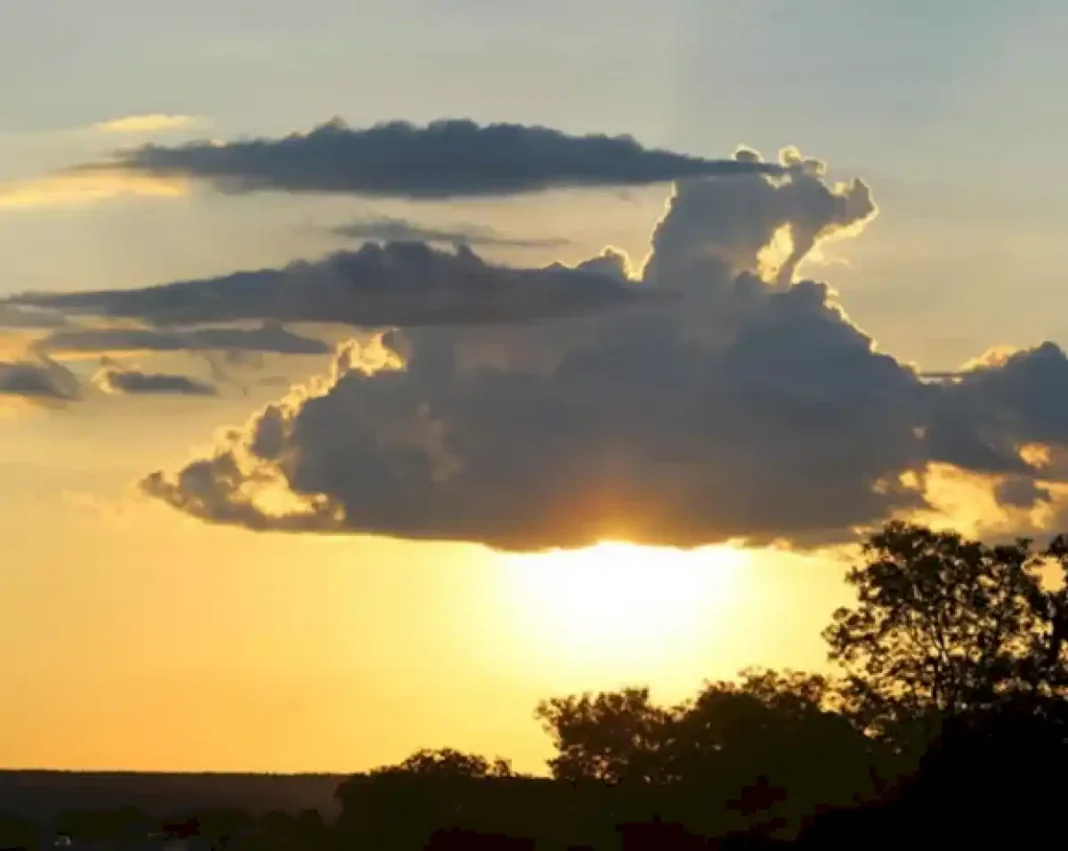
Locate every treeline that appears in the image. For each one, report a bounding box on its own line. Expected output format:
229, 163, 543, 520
0, 808, 327, 851
7, 521, 1068, 849
0, 772, 342, 823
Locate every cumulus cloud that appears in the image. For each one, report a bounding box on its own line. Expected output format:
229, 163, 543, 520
134, 147, 903, 549
92, 114, 198, 134
332, 216, 570, 249
87, 118, 784, 199
41, 322, 331, 357
133, 144, 1068, 551
93, 367, 217, 397
9, 241, 662, 329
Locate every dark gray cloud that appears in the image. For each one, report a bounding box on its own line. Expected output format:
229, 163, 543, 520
144, 285, 928, 549
994, 475, 1051, 509
925, 342, 1068, 476
93, 367, 217, 397
91, 118, 785, 199
0, 305, 69, 330
0, 356, 80, 400
41, 322, 331, 356
331, 216, 570, 249
137, 148, 912, 549
10, 241, 663, 329
136, 145, 1068, 551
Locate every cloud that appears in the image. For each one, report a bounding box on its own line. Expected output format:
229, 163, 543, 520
92, 114, 198, 134
93, 367, 217, 397
132, 144, 1068, 551
10, 241, 663, 329
0, 356, 80, 401
332, 216, 570, 249
88, 118, 784, 199
926, 342, 1068, 475
0, 168, 187, 210
0, 306, 69, 330
61, 489, 134, 529
40, 323, 332, 358
136, 147, 913, 549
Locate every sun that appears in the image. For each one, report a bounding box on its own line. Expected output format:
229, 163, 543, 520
499, 541, 749, 674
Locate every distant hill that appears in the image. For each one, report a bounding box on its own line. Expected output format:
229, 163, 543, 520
0, 772, 346, 820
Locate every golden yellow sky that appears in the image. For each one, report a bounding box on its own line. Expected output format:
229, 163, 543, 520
5, 0, 1068, 777
0, 179, 866, 775
0, 456, 850, 773
0, 177, 1054, 774
0, 183, 1053, 774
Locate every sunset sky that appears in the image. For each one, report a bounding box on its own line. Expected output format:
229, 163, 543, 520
3, 0, 1068, 775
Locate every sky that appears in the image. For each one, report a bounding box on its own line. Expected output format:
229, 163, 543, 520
2, 0, 1068, 774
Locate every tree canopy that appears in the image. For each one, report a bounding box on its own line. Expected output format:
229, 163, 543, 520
824, 520, 1068, 750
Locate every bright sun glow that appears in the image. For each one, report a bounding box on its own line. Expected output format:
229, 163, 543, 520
500, 541, 749, 674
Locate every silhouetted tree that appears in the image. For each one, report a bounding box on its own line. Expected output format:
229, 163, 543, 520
536, 688, 672, 785
373, 748, 516, 780
823, 520, 1068, 755
536, 671, 885, 838
186, 808, 252, 845
334, 750, 537, 851
668, 670, 885, 835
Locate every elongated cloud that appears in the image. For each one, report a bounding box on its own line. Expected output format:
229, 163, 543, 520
0, 306, 69, 329
91, 118, 784, 199
0, 357, 80, 401
92, 114, 198, 134
93, 367, 217, 397
10, 241, 659, 329
41, 323, 331, 357
332, 216, 570, 249
0, 168, 187, 210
